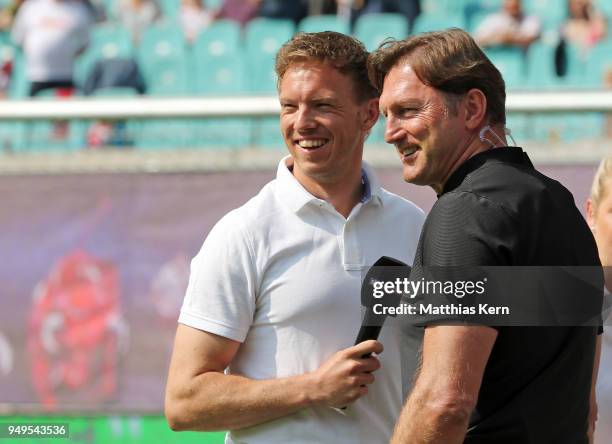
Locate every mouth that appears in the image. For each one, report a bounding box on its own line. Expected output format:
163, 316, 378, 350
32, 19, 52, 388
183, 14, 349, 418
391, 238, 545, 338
295, 138, 329, 151
398, 145, 419, 161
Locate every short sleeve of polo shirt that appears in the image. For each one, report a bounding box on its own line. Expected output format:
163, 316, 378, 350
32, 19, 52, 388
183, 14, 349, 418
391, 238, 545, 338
178, 211, 258, 342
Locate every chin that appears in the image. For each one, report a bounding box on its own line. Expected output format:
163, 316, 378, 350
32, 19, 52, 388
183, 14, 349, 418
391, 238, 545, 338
402, 168, 423, 185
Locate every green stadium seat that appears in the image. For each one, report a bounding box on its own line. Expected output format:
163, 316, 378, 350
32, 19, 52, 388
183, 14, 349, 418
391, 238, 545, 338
298, 15, 350, 34
0, 121, 26, 152
90, 23, 134, 57
247, 53, 277, 93
159, 0, 180, 19
9, 50, 28, 98
252, 116, 283, 149
102, 0, 120, 20
421, 0, 468, 17
190, 116, 253, 148
595, 0, 612, 16
245, 18, 294, 58
192, 53, 247, 95
468, 9, 494, 34
412, 12, 465, 34
139, 25, 189, 95
0, 30, 9, 46
354, 13, 409, 51
484, 47, 526, 90
147, 58, 190, 95
190, 53, 252, 148
75, 24, 134, 89
367, 118, 387, 146
140, 23, 187, 64
584, 39, 612, 88
526, 41, 561, 89
192, 19, 241, 58
532, 112, 604, 142
523, 0, 565, 30
134, 118, 194, 149
505, 112, 530, 141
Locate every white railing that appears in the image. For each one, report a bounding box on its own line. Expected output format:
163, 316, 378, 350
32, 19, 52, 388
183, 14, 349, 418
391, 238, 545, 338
0, 91, 611, 120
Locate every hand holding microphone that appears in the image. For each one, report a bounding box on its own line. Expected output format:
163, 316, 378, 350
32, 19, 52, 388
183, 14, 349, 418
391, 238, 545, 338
325, 256, 410, 409
309, 340, 383, 409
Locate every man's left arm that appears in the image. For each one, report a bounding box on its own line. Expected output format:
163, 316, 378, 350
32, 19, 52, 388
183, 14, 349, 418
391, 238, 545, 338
391, 325, 498, 444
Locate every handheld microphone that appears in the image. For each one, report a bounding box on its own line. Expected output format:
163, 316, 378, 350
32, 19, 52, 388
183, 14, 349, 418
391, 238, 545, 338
337, 256, 411, 411
354, 256, 411, 351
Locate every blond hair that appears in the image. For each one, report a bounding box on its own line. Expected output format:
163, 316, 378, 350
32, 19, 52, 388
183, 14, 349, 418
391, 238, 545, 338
275, 31, 377, 103
590, 155, 612, 209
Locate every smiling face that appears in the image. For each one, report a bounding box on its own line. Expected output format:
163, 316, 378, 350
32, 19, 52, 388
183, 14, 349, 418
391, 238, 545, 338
279, 61, 378, 188
379, 63, 472, 192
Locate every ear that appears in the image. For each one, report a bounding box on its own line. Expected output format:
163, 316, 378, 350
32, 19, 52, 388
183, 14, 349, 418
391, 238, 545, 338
586, 198, 596, 230
361, 97, 380, 132
463, 88, 488, 131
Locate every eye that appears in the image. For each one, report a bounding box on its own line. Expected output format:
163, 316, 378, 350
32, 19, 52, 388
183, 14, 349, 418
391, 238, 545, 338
400, 107, 418, 116
280, 103, 297, 112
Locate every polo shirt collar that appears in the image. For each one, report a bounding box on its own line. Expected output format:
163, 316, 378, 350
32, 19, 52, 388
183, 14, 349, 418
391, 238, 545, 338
441, 146, 533, 196
275, 156, 384, 213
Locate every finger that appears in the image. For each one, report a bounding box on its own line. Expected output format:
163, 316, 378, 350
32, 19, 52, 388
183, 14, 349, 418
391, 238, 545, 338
353, 356, 381, 373
348, 340, 383, 357
354, 372, 375, 386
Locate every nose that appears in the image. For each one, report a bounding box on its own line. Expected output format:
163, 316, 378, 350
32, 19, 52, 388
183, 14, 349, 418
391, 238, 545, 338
294, 105, 317, 132
384, 115, 404, 144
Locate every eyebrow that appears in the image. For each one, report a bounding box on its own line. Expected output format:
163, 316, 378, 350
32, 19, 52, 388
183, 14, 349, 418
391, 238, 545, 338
381, 98, 423, 114
279, 96, 339, 105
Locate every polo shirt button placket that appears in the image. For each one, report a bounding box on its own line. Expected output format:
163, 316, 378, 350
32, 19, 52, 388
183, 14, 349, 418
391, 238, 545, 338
342, 218, 362, 271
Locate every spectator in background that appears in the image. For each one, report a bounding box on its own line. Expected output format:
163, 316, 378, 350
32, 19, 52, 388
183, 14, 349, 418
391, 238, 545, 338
561, 0, 607, 52
474, 0, 541, 50
115, 0, 161, 42
348, 0, 421, 33
179, 0, 213, 43
216, 0, 259, 27
307, 0, 336, 16
257, 0, 308, 25
11, 0, 95, 96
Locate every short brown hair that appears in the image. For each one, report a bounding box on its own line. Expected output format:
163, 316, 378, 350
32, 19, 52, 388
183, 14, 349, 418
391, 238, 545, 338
368, 28, 506, 124
275, 31, 378, 103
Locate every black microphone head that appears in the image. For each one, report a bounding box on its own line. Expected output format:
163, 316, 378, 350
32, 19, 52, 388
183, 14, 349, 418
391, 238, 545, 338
361, 256, 411, 317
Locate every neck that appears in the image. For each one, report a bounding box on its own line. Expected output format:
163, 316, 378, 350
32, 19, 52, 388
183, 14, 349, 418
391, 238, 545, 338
432, 125, 507, 194
293, 163, 364, 219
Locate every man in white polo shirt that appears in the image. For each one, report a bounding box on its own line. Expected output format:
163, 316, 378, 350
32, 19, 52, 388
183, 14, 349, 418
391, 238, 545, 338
165, 31, 424, 443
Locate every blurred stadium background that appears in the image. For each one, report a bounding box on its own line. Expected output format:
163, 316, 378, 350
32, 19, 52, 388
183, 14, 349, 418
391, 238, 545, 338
0, 0, 610, 442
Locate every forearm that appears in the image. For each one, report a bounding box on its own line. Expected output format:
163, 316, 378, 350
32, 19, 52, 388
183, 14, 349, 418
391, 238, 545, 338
166, 371, 316, 431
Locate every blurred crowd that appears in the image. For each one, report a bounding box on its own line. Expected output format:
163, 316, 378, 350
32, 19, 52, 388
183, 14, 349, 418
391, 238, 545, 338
0, 0, 608, 99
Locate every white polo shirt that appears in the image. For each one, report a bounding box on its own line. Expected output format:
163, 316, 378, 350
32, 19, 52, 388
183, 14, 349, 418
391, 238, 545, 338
179, 156, 425, 444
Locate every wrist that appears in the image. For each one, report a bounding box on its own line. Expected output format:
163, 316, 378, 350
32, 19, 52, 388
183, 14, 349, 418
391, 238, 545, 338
299, 371, 323, 407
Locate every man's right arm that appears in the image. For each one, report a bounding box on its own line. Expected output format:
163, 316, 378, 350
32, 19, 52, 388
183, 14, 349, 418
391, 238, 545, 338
165, 324, 383, 432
